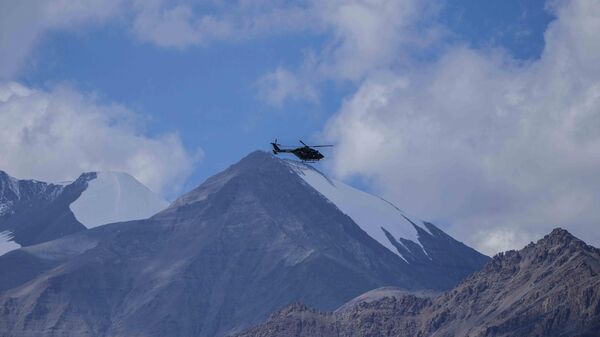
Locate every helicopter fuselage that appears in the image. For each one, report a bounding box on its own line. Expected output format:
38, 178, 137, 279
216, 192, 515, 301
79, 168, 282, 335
271, 140, 331, 162
272, 145, 324, 162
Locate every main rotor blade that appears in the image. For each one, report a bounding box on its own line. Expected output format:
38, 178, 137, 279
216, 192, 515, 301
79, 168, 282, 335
271, 140, 296, 147
299, 140, 307, 146
309, 145, 334, 147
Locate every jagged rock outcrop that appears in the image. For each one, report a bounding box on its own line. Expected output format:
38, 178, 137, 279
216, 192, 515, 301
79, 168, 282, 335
423, 228, 600, 337
0, 170, 91, 248
235, 228, 600, 337
237, 291, 433, 337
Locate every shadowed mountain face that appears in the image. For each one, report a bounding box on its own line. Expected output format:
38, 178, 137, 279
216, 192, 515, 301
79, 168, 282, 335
0, 171, 92, 248
236, 228, 600, 337
0, 151, 487, 337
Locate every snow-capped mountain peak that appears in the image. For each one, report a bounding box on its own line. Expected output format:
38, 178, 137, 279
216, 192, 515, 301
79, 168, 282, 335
69, 171, 169, 228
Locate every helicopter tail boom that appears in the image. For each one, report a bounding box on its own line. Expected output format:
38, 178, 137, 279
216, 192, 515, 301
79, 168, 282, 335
271, 140, 285, 154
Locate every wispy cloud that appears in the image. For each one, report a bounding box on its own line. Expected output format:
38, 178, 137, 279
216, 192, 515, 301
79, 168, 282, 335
0, 0, 315, 78
130, 0, 316, 47
256, 0, 444, 106
257, 66, 319, 107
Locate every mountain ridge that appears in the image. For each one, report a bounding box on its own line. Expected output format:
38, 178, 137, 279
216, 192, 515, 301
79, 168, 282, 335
0, 169, 167, 255
235, 227, 600, 337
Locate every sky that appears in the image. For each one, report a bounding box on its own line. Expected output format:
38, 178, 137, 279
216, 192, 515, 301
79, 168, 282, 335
1, 0, 599, 255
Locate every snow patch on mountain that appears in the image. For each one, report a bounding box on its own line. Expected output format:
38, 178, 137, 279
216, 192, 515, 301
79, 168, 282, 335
287, 161, 430, 261
69, 172, 168, 228
0, 231, 20, 256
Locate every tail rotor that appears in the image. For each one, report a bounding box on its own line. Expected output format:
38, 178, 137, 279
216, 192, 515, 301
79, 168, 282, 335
271, 139, 281, 154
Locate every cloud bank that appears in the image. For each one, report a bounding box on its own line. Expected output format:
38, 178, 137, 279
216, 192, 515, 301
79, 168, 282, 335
0, 82, 198, 196
321, 0, 600, 254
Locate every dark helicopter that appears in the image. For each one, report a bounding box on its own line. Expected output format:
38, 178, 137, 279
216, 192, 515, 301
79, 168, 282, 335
271, 139, 333, 162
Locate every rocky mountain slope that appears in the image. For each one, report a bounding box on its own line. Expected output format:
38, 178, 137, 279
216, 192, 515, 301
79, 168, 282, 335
235, 228, 600, 337
0, 151, 487, 337
0, 170, 167, 255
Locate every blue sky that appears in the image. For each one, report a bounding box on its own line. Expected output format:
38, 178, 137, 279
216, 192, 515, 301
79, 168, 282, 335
3, 0, 600, 254
14, 0, 552, 191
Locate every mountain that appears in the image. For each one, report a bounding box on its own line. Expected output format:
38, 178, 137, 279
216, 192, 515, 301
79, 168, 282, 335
0, 151, 487, 337
235, 228, 600, 337
0, 170, 168, 256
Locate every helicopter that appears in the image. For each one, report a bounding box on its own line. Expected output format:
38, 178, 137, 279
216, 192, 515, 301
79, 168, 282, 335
271, 139, 333, 162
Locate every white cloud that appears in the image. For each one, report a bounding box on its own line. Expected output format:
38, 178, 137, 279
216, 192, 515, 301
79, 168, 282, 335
130, 1, 232, 48
130, 0, 314, 48
257, 0, 443, 105
258, 66, 319, 107
323, 0, 600, 255
0, 82, 199, 197
312, 0, 439, 82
